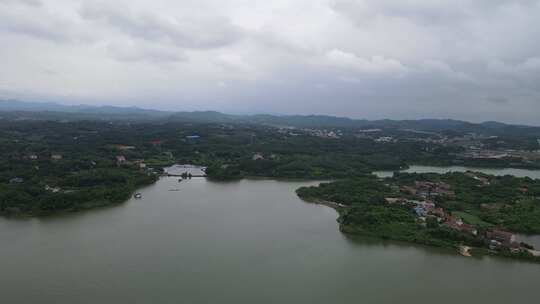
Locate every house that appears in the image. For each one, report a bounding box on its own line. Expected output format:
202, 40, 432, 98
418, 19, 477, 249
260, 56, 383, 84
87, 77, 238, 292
436, 188, 456, 198
429, 207, 446, 218
385, 197, 407, 205
415, 181, 436, 189
413, 181, 455, 199
113, 145, 135, 151
486, 230, 516, 246
443, 216, 477, 235
45, 185, 61, 193
417, 201, 435, 209
459, 223, 478, 236
9, 177, 24, 184
116, 155, 127, 164
186, 135, 201, 139
437, 182, 452, 190
375, 136, 394, 143
413, 206, 428, 217
518, 186, 529, 193
443, 215, 462, 228
51, 154, 62, 160
28, 154, 38, 160
478, 176, 490, 184
252, 153, 264, 161
400, 186, 417, 195
133, 159, 147, 169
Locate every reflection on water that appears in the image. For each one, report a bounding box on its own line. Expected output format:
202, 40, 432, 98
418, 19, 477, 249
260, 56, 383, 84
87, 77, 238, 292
343, 233, 455, 255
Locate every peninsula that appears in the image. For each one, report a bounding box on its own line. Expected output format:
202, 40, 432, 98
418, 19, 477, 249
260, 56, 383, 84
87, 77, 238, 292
296, 171, 540, 262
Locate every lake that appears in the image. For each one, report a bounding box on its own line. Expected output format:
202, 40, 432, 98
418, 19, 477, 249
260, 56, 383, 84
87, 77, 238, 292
1, 177, 539, 303
374, 165, 540, 179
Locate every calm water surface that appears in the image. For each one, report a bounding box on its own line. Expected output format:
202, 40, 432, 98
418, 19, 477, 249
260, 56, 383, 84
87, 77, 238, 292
374, 165, 540, 179
1, 177, 539, 303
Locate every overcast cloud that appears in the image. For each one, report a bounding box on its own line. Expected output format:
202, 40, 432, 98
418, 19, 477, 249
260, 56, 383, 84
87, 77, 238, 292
1, 0, 539, 124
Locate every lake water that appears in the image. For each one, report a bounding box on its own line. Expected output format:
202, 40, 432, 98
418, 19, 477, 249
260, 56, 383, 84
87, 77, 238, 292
1, 177, 539, 303
374, 165, 540, 179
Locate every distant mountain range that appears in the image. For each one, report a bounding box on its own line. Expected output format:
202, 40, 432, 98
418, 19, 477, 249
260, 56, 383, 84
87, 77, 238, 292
1, 99, 539, 136
0, 99, 169, 117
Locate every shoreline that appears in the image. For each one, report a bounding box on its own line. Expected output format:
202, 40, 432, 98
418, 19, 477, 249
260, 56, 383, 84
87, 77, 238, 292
295, 187, 540, 264
4, 174, 540, 264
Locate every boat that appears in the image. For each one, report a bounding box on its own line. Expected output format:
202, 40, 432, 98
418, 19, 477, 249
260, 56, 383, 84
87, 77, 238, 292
134, 193, 142, 199
168, 189, 181, 192
178, 179, 182, 182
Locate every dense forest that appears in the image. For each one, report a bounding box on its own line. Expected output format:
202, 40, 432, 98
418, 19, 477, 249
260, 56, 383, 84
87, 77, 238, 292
1, 117, 539, 217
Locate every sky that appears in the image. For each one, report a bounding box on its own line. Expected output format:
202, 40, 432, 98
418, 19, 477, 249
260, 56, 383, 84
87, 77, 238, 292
1, 0, 540, 124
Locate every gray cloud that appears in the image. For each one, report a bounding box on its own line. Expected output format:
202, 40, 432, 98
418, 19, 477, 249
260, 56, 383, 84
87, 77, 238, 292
486, 96, 509, 104
79, 3, 242, 49
0, 0, 42, 6
1, 0, 540, 125
106, 42, 187, 63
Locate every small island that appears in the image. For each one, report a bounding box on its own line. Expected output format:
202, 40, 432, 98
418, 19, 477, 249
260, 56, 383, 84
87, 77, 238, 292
296, 171, 540, 262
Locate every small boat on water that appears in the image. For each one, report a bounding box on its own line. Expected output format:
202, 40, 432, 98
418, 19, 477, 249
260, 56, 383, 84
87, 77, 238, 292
168, 189, 181, 192
178, 179, 182, 182
134, 193, 142, 199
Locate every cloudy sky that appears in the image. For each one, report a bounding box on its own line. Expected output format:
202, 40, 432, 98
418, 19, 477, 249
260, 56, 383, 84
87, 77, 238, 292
1, 0, 540, 124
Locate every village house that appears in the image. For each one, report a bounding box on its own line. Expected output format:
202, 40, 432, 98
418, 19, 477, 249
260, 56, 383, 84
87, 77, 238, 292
116, 155, 127, 165
400, 186, 417, 195
518, 186, 529, 193
429, 207, 446, 219
252, 153, 264, 161
384, 197, 408, 205
486, 230, 516, 247
414, 206, 428, 217
411, 201, 436, 217
28, 154, 38, 160
51, 154, 62, 160
113, 145, 136, 151
459, 223, 478, 236
412, 181, 455, 199
9, 177, 24, 184
466, 172, 491, 186
133, 159, 147, 169
417, 201, 436, 209
443, 216, 478, 236
45, 185, 61, 193
375, 136, 394, 143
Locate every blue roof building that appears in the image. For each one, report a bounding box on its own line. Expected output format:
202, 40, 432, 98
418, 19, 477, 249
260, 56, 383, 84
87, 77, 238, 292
413, 206, 427, 217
